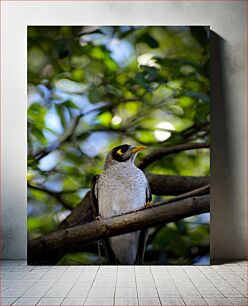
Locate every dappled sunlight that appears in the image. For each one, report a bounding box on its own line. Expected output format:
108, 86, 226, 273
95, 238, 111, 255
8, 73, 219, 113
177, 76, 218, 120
154, 121, 175, 142
111, 115, 122, 126
55, 78, 86, 94
137, 53, 160, 68
38, 151, 60, 171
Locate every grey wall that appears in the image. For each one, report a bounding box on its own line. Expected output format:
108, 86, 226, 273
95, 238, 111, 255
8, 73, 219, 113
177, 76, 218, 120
1, 1, 247, 261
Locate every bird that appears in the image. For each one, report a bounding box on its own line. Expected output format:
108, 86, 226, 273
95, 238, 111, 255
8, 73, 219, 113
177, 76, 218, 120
90, 144, 152, 265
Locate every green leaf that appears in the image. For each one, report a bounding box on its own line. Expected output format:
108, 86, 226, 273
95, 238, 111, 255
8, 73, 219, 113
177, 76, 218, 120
31, 127, 47, 144
88, 87, 103, 103
97, 112, 112, 127
154, 225, 188, 257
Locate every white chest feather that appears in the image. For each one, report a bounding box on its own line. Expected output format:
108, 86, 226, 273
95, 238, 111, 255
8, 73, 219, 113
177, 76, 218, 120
97, 163, 147, 218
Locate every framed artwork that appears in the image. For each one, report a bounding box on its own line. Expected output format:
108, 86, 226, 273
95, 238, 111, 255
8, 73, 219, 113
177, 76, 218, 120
27, 26, 210, 265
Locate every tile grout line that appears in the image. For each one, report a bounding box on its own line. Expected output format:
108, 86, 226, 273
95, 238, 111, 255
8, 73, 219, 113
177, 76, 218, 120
113, 266, 118, 306
166, 267, 186, 306
60, 265, 86, 305
233, 269, 247, 282
134, 266, 139, 306
195, 266, 233, 305
213, 267, 247, 298
84, 265, 100, 305
149, 266, 162, 306
182, 265, 206, 303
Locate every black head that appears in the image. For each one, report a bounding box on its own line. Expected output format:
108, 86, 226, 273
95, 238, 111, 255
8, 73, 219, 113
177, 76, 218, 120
104, 144, 147, 168
112, 144, 132, 162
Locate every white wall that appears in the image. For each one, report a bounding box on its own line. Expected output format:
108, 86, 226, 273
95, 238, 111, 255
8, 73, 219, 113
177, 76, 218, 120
1, 1, 247, 261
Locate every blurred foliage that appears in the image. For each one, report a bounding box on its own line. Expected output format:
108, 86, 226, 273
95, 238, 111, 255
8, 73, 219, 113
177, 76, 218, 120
28, 26, 210, 265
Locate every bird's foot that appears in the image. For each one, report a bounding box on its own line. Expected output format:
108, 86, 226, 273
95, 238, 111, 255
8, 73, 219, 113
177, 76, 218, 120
144, 201, 153, 209
95, 215, 102, 221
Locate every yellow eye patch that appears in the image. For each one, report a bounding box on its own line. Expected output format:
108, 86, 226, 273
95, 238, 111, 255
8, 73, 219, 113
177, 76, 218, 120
117, 149, 123, 155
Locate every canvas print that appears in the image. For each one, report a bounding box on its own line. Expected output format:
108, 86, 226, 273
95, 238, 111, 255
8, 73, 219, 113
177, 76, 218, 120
27, 26, 210, 265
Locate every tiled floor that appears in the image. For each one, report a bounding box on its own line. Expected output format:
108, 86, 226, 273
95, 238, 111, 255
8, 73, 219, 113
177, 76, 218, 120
0, 260, 247, 305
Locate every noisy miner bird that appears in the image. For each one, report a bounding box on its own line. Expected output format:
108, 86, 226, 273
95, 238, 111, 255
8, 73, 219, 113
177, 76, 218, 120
90, 144, 152, 265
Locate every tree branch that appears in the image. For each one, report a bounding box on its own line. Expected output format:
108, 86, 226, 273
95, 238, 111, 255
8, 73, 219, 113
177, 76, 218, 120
28, 195, 209, 264
137, 142, 210, 170
145, 173, 209, 196
58, 174, 209, 229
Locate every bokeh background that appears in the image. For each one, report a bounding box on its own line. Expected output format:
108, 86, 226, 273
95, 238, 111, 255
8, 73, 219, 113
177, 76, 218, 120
27, 26, 210, 265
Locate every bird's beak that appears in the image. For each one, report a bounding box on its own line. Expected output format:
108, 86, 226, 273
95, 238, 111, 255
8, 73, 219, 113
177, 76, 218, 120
131, 145, 147, 153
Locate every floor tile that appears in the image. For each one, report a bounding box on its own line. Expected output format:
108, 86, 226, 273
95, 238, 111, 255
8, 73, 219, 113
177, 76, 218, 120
67, 285, 91, 297
177, 289, 201, 297
182, 297, 207, 305
92, 281, 116, 288
116, 280, 136, 287
66, 266, 85, 272
32, 266, 52, 272
138, 297, 161, 305
84, 297, 114, 305
228, 297, 248, 305
115, 287, 137, 298
136, 279, 155, 287
99, 266, 117, 272
197, 287, 224, 297
137, 287, 158, 297
117, 266, 134, 272
12, 297, 40, 305
40, 272, 63, 281
37, 297, 64, 305
4, 272, 28, 280
61, 297, 86, 305
204, 297, 233, 305
88, 287, 115, 298
45, 285, 72, 297
0, 260, 247, 306
115, 297, 138, 305
49, 266, 68, 272
22, 282, 53, 297
160, 297, 185, 305
157, 288, 180, 297
0, 297, 17, 305
2, 288, 29, 298
217, 286, 244, 297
